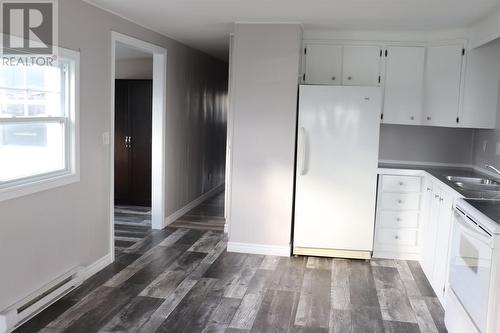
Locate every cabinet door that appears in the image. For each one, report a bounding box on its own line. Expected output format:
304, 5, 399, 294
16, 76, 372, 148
304, 44, 342, 85
342, 45, 381, 86
421, 187, 440, 280
460, 43, 500, 129
424, 44, 464, 127
432, 190, 454, 302
383, 46, 425, 125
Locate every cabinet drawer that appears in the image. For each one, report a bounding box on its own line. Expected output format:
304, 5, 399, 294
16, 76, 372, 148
381, 175, 422, 193
380, 193, 421, 210
379, 211, 419, 229
377, 228, 418, 247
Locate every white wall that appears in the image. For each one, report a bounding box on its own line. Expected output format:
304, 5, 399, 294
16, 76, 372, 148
115, 58, 153, 79
227, 23, 301, 253
0, 0, 227, 312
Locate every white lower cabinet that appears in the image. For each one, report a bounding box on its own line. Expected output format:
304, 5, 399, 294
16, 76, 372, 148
374, 174, 422, 259
375, 170, 462, 304
421, 180, 458, 303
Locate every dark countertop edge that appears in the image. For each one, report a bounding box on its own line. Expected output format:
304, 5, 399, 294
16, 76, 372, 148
377, 162, 500, 200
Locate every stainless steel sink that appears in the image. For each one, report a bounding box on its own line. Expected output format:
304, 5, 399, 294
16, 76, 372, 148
445, 176, 500, 192
455, 182, 500, 192
445, 176, 500, 185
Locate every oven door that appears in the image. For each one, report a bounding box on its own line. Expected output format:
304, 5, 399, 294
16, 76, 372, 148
449, 210, 494, 333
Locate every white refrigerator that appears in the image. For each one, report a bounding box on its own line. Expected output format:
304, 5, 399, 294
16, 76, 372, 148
293, 85, 382, 259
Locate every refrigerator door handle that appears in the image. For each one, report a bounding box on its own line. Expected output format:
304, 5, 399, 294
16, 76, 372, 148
298, 127, 308, 176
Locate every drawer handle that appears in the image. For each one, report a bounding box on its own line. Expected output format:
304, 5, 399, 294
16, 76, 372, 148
427, 187, 431, 191
435, 194, 440, 198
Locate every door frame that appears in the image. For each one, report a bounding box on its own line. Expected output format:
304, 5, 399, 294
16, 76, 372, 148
110, 31, 167, 261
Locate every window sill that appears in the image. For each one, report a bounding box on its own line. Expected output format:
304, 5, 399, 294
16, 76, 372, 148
0, 172, 80, 203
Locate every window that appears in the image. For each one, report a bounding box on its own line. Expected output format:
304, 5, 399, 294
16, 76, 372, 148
0, 48, 79, 201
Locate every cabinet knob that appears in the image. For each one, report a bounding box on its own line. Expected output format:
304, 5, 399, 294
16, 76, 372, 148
347, 76, 352, 80
427, 116, 432, 121
440, 197, 444, 202
427, 187, 432, 191
410, 116, 415, 120
435, 194, 440, 198
332, 76, 336, 81
395, 235, 400, 240
399, 182, 404, 186
396, 218, 402, 222
398, 200, 403, 204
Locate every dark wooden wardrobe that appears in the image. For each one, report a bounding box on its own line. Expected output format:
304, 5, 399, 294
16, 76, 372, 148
114, 79, 152, 207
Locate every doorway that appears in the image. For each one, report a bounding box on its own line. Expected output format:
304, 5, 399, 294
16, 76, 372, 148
110, 32, 167, 261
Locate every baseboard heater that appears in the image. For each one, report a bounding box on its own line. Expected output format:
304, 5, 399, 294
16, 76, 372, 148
0, 267, 83, 333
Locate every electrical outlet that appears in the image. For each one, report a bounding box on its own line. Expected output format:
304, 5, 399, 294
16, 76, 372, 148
497, 142, 500, 156
483, 140, 488, 153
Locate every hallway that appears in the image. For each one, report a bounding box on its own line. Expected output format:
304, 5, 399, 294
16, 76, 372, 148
169, 190, 225, 231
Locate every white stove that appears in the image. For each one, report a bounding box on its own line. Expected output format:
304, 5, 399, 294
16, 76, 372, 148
446, 198, 500, 333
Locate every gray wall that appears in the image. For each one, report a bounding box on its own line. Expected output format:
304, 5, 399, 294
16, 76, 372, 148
228, 23, 302, 249
0, 0, 227, 311
379, 124, 475, 165
115, 58, 153, 79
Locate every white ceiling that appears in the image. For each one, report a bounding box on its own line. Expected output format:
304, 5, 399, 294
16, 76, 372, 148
88, 0, 500, 60
115, 42, 153, 60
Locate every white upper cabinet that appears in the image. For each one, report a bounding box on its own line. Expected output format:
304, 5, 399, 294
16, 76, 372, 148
303, 44, 381, 86
304, 44, 342, 85
342, 45, 382, 86
460, 41, 500, 129
302, 39, 497, 129
423, 43, 465, 127
382, 46, 425, 125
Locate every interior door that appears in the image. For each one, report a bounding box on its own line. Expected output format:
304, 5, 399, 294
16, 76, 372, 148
304, 44, 342, 85
129, 80, 153, 206
424, 44, 464, 127
383, 46, 425, 125
342, 45, 382, 86
114, 79, 152, 207
294, 85, 382, 252
114, 80, 130, 204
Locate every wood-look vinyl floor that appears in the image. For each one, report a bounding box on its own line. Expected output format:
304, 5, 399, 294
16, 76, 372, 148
169, 191, 226, 231
16, 225, 446, 332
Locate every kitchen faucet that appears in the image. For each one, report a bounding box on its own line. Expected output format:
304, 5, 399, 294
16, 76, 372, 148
486, 164, 500, 175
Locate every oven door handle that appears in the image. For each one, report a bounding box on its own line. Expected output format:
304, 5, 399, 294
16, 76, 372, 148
455, 212, 493, 247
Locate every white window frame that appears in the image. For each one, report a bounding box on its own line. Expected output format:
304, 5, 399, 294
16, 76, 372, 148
0, 47, 80, 202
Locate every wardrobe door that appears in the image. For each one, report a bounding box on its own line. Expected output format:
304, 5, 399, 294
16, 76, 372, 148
114, 80, 130, 204
128, 80, 152, 206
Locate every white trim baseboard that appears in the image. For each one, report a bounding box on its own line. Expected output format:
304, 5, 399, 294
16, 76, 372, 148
227, 242, 291, 257
164, 184, 224, 228
80, 253, 113, 281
